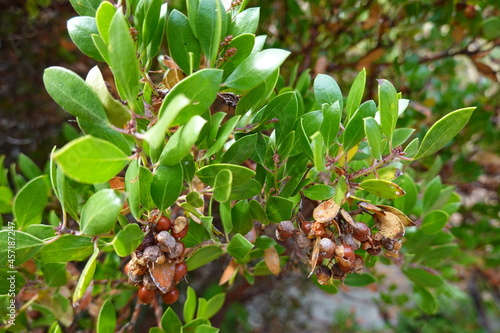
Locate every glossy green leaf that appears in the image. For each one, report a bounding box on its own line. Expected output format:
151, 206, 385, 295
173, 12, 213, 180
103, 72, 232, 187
42, 263, 67, 287
18, 153, 42, 180
91, 34, 109, 63
345, 68, 366, 120
125, 160, 141, 219
35, 235, 95, 262
413, 285, 438, 314
203, 293, 225, 320
135, 0, 162, 51
343, 100, 376, 151
206, 116, 241, 157
302, 184, 335, 200
266, 196, 293, 223
159, 116, 207, 166
277, 131, 295, 161
186, 191, 205, 208
227, 234, 253, 262
0, 230, 44, 267
145, 3, 167, 60
97, 300, 116, 333
364, 117, 383, 160
224, 49, 290, 90
161, 307, 183, 333
229, 179, 262, 201
344, 273, 376, 287
144, 95, 191, 150
235, 68, 279, 115
220, 200, 233, 234
113, 224, 144, 257
80, 189, 124, 235
213, 169, 232, 202
95, 1, 116, 43
167, 9, 201, 74
414, 107, 475, 159
78, 118, 133, 155
377, 79, 399, 142
221, 133, 257, 164
404, 267, 444, 288
68, 17, 104, 62
161, 69, 223, 125
69, 0, 100, 16
197, 164, 255, 186
359, 179, 405, 199
310, 131, 325, 172
55, 165, 79, 221
314, 74, 343, 110
262, 92, 298, 144
423, 176, 442, 212
321, 101, 341, 147
421, 210, 449, 234
0, 186, 13, 214
220, 34, 255, 79
231, 200, 253, 235
13, 175, 48, 229
109, 11, 141, 104
151, 163, 184, 211
186, 245, 224, 271
43, 67, 107, 124
229, 7, 259, 36
392, 128, 415, 147
54, 136, 129, 184
73, 245, 99, 303
196, 0, 225, 67
48, 320, 63, 333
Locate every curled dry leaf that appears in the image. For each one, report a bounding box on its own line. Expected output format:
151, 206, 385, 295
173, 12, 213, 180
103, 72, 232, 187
373, 212, 405, 239
313, 199, 340, 223
219, 258, 239, 286
149, 262, 175, 293
358, 201, 384, 213
339, 208, 357, 228
308, 237, 322, 277
376, 205, 415, 226
264, 246, 281, 276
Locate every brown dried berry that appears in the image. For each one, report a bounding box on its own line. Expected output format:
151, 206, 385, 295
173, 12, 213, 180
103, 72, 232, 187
301, 221, 312, 235
128, 260, 148, 276
296, 234, 312, 249
381, 237, 395, 250
366, 246, 382, 256
311, 222, 327, 238
174, 261, 188, 281
172, 217, 189, 239
277, 221, 296, 238
157, 231, 177, 253
155, 215, 172, 233
143, 245, 166, 264
319, 238, 336, 259
353, 222, 371, 242
335, 244, 355, 262
138, 286, 156, 304
128, 272, 144, 285
393, 240, 402, 251
316, 265, 332, 285
166, 241, 185, 260
331, 263, 346, 279
353, 254, 364, 273
161, 287, 179, 304
385, 250, 399, 258
137, 231, 156, 252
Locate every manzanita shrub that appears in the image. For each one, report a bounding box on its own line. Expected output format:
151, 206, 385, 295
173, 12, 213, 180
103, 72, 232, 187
0, 0, 476, 331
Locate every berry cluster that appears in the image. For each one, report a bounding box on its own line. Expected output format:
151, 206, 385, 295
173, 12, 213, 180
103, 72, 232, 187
276, 199, 413, 285
124, 215, 189, 305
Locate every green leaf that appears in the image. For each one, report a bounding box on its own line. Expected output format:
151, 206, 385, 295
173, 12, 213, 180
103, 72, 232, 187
48, 320, 63, 333
231, 200, 253, 234
92, 34, 109, 63
139, 166, 155, 210
413, 285, 438, 314
206, 116, 241, 157
345, 68, 366, 121
261, 92, 298, 144
135, 0, 162, 51
25, 224, 56, 240
221, 133, 258, 164
227, 234, 253, 262
161, 307, 183, 333
68, 0, 100, 16
403, 267, 444, 288
0, 186, 13, 214
229, 7, 259, 36
68, 17, 104, 62
144, 94, 191, 150
197, 164, 255, 186
18, 153, 42, 180
113, 224, 144, 257
77, 119, 133, 155
96, 1, 116, 43
73, 245, 99, 303
302, 184, 335, 200
184, 286, 197, 322
0, 230, 44, 267
35, 235, 95, 262
159, 116, 206, 166
220, 200, 233, 234
249, 199, 269, 224
196, 0, 225, 67
314, 74, 343, 110
266, 196, 293, 223
364, 117, 383, 160
80, 189, 124, 236
43, 67, 107, 124
421, 210, 449, 234
183, 318, 211, 333
213, 169, 232, 202
97, 300, 116, 333
414, 107, 475, 159
310, 131, 325, 172
125, 160, 142, 219
393, 174, 418, 214
344, 273, 376, 287
229, 179, 262, 201
377, 79, 399, 143
194, 324, 219, 333
482, 17, 500, 40
167, 9, 201, 74
359, 179, 405, 199
145, 3, 168, 60
186, 191, 205, 208
13, 175, 48, 229
109, 11, 141, 105
342, 100, 376, 151
235, 68, 279, 115
186, 245, 224, 271
42, 263, 67, 287
321, 102, 342, 147
54, 136, 129, 184
220, 34, 255, 79
423, 176, 442, 212
392, 128, 415, 147
224, 49, 290, 90
202, 293, 225, 320
151, 163, 184, 211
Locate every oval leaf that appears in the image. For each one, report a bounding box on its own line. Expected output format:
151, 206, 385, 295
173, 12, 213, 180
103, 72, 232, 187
97, 300, 116, 333
35, 235, 95, 262
186, 245, 224, 271
151, 163, 184, 211
73, 246, 99, 303
80, 189, 125, 236
197, 164, 255, 186
421, 210, 449, 234
359, 179, 405, 199
227, 233, 253, 262
377, 79, 398, 142
13, 176, 48, 229
0, 230, 44, 267
112, 224, 144, 257
68, 16, 104, 62
167, 9, 201, 74
314, 74, 343, 109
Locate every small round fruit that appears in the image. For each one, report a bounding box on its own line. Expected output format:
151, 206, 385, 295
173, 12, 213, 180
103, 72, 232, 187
155, 215, 172, 233
172, 216, 188, 239
174, 262, 188, 281
353, 222, 370, 242
172, 222, 189, 239
319, 238, 336, 258
124, 261, 130, 275
157, 231, 176, 252
161, 287, 179, 304
301, 221, 312, 235
277, 221, 296, 238
316, 265, 332, 285
138, 286, 156, 304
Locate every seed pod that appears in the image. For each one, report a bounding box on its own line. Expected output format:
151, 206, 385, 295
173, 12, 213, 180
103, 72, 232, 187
128, 272, 144, 285
311, 222, 328, 238
385, 250, 399, 258
296, 234, 312, 249
335, 244, 355, 262
331, 263, 346, 279
143, 273, 157, 291
138, 286, 156, 304
316, 265, 332, 285
366, 245, 382, 256
343, 234, 361, 251
319, 238, 336, 258
313, 198, 340, 224
275, 229, 287, 242
157, 231, 177, 253
277, 221, 296, 238
143, 245, 165, 263
128, 260, 148, 276
166, 241, 185, 260
161, 287, 179, 305
174, 261, 188, 281
353, 222, 371, 242
172, 216, 188, 239
132, 251, 147, 266
154, 215, 172, 233
381, 237, 395, 250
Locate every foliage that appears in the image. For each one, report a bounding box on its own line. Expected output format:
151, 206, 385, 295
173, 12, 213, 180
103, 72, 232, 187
1, 0, 496, 332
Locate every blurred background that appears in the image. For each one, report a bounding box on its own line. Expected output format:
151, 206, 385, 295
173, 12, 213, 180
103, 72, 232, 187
1, 0, 499, 332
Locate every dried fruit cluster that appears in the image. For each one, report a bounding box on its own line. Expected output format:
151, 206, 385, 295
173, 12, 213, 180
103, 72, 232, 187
276, 199, 414, 285
124, 215, 189, 305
